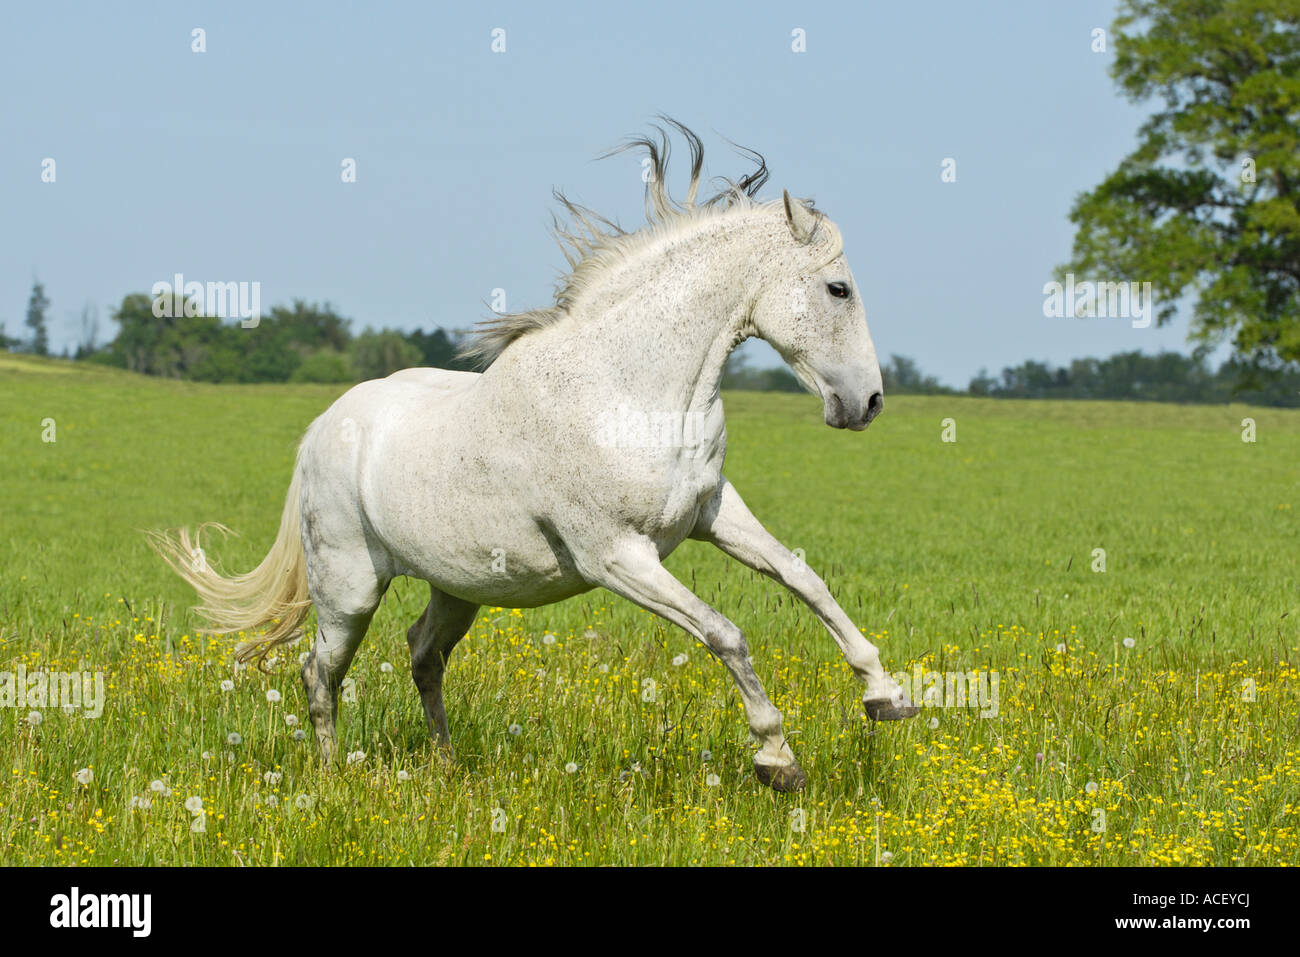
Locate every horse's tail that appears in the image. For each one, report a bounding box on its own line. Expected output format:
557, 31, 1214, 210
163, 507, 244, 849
149, 464, 312, 668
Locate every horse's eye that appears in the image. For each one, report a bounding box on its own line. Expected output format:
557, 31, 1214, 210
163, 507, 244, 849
827, 281, 850, 299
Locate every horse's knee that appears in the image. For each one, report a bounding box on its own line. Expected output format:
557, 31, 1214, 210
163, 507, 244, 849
702, 617, 748, 660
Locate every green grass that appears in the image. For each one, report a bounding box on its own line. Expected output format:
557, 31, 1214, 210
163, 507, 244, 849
1, 353, 1297, 865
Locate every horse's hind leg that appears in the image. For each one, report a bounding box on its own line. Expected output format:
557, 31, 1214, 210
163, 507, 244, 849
300, 567, 388, 761
406, 587, 479, 754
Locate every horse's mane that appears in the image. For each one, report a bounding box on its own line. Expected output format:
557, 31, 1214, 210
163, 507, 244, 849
461, 118, 805, 367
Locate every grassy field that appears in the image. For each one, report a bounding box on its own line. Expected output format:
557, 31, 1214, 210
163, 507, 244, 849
1, 353, 1297, 866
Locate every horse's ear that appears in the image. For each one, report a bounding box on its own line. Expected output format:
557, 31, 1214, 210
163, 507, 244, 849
782, 189, 818, 243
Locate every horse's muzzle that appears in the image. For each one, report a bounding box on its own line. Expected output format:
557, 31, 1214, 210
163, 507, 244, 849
825, 391, 883, 430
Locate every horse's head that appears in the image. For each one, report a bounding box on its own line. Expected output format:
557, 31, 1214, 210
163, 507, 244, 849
751, 191, 883, 431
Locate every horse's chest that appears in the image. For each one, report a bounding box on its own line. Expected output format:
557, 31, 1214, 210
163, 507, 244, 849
651, 435, 726, 543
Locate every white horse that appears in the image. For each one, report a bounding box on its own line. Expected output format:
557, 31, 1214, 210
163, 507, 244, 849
155, 121, 918, 792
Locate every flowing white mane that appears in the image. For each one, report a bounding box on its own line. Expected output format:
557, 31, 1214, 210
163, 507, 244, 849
462, 118, 841, 366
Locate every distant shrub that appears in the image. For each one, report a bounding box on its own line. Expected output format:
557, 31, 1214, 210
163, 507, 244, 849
290, 349, 353, 383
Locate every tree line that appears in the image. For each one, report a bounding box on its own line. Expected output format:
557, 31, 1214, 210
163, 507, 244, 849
5, 285, 1299, 406
5, 288, 473, 382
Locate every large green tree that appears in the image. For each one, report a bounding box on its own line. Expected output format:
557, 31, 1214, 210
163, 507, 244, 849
1062, 0, 1300, 367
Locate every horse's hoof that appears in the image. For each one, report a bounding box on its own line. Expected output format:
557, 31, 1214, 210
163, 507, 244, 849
863, 695, 921, 721
754, 759, 807, 792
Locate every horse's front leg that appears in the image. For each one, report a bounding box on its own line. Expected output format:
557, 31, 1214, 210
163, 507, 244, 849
692, 479, 919, 720
581, 535, 806, 792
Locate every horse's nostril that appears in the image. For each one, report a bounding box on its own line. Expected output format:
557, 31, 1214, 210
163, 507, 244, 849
866, 392, 884, 422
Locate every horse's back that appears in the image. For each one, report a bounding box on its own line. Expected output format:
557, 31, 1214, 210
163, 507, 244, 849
384, 366, 481, 394
317, 367, 481, 435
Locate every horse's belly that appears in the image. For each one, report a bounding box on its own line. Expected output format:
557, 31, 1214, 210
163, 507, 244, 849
392, 518, 593, 608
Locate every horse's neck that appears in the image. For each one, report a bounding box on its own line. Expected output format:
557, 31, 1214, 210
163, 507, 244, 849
563, 219, 762, 414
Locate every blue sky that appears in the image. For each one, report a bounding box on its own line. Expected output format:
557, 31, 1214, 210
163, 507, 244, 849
3, 0, 1214, 386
